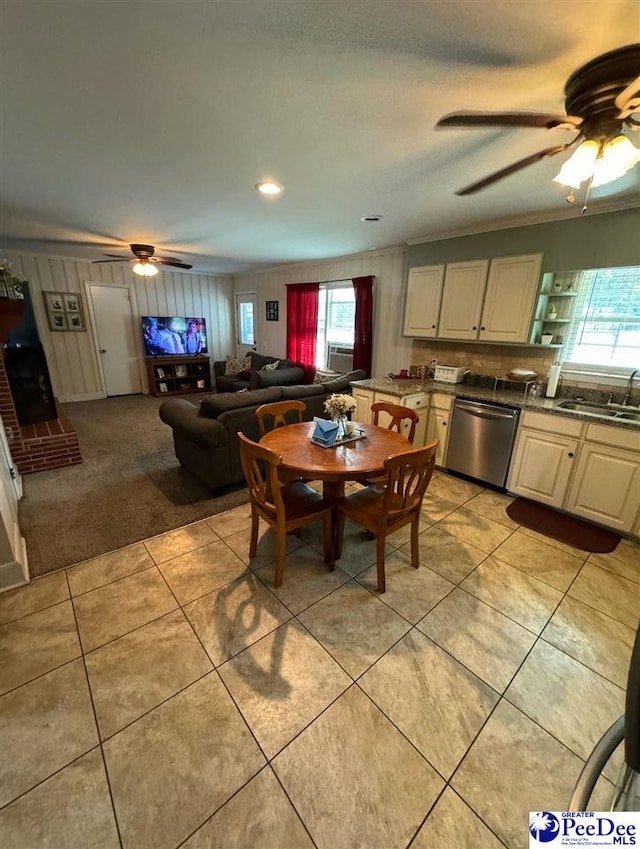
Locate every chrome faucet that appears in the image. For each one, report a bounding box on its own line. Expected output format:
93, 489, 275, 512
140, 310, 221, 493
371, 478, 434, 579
623, 369, 639, 407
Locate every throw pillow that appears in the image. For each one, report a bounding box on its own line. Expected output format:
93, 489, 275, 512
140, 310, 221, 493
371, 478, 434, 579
224, 354, 251, 376
313, 368, 341, 385
237, 369, 253, 380
260, 360, 280, 372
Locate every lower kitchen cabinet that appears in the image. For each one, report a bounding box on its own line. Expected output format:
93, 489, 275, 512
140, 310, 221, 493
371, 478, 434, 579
351, 386, 429, 446
352, 387, 374, 425
565, 442, 640, 533
507, 430, 578, 508
426, 393, 452, 467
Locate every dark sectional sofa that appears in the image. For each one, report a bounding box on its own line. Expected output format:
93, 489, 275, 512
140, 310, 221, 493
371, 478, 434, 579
214, 351, 305, 392
159, 370, 367, 490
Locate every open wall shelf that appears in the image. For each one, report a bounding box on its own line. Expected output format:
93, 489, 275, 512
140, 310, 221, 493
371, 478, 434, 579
145, 356, 211, 396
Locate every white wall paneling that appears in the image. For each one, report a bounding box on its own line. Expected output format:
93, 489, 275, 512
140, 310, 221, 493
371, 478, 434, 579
233, 247, 410, 378
4, 252, 234, 401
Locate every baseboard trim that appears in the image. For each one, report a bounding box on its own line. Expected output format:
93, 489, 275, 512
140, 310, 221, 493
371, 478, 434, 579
61, 392, 107, 403
0, 535, 29, 592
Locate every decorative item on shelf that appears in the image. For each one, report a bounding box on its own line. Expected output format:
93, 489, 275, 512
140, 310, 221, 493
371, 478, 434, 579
0, 260, 27, 299
175, 364, 188, 378
553, 334, 565, 345
323, 393, 357, 440
547, 306, 558, 320
541, 333, 554, 345
158, 382, 168, 393
565, 283, 575, 293
553, 282, 562, 292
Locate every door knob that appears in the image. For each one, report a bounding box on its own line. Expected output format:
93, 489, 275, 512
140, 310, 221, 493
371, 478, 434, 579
100, 348, 107, 354
568, 452, 574, 457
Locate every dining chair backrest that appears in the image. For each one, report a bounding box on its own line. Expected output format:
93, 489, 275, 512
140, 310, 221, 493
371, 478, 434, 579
238, 432, 285, 516
256, 400, 306, 437
381, 440, 438, 525
371, 401, 419, 444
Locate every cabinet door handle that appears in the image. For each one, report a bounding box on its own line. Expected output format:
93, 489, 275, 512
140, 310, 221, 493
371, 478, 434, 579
442, 421, 447, 427
568, 452, 574, 458
480, 326, 485, 331
472, 326, 477, 330
432, 324, 436, 329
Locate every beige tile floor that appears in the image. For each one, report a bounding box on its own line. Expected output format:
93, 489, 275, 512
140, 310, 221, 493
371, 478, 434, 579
0, 474, 639, 849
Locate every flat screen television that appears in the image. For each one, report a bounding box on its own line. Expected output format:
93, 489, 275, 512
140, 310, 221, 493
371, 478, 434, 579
141, 316, 208, 356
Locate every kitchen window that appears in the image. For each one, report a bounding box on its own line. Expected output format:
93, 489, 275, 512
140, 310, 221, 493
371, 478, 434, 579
563, 265, 640, 378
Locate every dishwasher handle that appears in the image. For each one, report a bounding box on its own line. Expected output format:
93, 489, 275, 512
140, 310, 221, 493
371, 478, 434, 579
454, 400, 518, 421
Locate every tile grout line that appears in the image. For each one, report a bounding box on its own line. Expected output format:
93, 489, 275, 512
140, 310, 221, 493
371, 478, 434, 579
64, 570, 125, 849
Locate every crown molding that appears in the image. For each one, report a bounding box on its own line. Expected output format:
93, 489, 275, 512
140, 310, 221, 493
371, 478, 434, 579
405, 200, 640, 246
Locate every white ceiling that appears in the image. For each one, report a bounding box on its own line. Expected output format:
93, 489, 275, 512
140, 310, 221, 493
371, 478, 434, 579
1, 0, 639, 274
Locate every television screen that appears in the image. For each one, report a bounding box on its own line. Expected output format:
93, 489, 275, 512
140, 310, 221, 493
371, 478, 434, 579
141, 316, 208, 356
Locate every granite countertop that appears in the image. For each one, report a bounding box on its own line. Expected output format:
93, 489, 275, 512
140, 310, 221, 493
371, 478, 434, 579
350, 378, 640, 431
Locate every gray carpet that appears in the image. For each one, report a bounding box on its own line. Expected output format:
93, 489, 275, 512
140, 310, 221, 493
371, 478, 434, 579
19, 394, 249, 576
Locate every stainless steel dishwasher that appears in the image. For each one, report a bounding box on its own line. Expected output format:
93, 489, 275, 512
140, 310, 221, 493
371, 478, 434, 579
446, 398, 520, 488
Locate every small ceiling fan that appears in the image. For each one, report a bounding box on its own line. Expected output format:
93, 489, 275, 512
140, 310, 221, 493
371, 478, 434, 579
436, 43, 640, 197
93, 243, 192, 276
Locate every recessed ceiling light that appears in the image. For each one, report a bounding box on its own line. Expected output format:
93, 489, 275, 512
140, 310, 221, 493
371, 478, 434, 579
256, 181, 284, 195
360, 214, 383, 222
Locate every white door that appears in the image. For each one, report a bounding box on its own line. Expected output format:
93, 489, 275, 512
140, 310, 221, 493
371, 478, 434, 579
438, 260, 488, 340
403, 265, 445, 337
235, 293, 258, 358
88, 284, 142, 396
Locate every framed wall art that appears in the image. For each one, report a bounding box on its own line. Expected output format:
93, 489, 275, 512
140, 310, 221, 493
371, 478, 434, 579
265, 300, 279, 321
43, 290, 86, 332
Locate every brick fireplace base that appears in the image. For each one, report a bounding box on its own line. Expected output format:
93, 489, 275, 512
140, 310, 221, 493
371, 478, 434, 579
0, 352, 82, 475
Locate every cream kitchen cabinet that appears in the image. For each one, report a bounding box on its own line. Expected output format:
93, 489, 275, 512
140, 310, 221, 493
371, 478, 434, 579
351, 386, 429, 445
426, 392, 453, 467
403, 265, 445, 338
437, 260, 489, 340
564, 425, 640, 533
507, 411, 582, 507
479, 254, 542, 343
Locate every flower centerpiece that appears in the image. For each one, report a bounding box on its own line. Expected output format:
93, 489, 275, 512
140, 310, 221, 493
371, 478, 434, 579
324, 393, 356, 439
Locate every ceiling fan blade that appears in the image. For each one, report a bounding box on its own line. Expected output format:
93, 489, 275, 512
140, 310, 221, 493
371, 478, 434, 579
92, 258, 132, 264
102, 253, 131, 259
615, 75, 640, 112
455, 143, 576, 195
158, 260, 193, 269
154, 255, 187, 265
437, 111, 582, 130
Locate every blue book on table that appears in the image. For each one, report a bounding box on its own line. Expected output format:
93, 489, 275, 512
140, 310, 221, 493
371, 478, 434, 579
311, 418, 339, 447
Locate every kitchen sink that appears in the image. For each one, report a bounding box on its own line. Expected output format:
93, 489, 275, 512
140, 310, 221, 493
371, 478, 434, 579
556, 400, 640, 422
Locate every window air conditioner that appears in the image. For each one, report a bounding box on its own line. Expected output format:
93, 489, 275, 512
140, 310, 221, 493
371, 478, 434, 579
327, 345, 354, 373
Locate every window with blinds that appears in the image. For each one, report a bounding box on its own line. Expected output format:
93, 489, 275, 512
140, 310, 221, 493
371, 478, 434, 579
564, 266, 640, 372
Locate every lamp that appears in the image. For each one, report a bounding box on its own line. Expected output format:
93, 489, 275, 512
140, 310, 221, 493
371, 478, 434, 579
553, 135, 640, 190
132, 261, 159, 277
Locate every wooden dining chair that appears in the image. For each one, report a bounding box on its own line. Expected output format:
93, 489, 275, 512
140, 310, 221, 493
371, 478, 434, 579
371, 401, 419, 444
336, 440, 438, 593
238, 433, 333, 588
256, 400, 306, 437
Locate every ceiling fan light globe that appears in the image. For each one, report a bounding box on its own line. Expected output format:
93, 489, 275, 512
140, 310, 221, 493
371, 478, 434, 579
591, 135, 640, 187
552, 139, 600, 188
132, 262, 159, 277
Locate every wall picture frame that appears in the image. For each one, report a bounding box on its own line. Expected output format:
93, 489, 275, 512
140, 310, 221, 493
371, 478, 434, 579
43, 290, 86, 331
266, 300, 279, 321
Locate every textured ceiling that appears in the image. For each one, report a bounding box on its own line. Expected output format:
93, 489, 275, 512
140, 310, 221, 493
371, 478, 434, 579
1, 0, 639, 273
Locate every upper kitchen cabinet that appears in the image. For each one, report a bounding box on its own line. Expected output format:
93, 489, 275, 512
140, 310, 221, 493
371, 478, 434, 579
403, 264, 445, 338
479, 254, 542, 343
438, 260, 489, 340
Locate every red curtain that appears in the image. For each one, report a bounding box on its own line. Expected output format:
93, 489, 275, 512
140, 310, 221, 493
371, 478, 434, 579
286, 282, 320, 383
352, 275, 374, 375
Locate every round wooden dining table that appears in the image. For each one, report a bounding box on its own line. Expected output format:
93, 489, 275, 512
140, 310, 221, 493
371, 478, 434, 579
260, 421, 411, 559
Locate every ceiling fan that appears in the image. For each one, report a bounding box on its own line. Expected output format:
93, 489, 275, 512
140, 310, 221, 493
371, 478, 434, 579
436, 43, 640, 199
93, 243, 193, 276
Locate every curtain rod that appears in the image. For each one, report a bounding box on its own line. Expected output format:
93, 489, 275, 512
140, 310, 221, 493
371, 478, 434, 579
286, 277, 375, 285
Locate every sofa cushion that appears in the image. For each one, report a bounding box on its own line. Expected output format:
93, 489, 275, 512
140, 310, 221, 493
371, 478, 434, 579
225, 354, 251, 376
313, 368, 341, 384
322, 369, 368, 392
277, 358, 294, 369
200, 386, 283, 419
281, 384, 326, 400
260, 360, 280, 372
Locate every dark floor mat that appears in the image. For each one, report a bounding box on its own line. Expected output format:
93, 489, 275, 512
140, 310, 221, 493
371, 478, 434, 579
506, 497, 621, 553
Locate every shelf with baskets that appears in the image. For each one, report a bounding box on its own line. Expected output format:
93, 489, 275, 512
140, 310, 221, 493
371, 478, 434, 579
145, 356, 211, 396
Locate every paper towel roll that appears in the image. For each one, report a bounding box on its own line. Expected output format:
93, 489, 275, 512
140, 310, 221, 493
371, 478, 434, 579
546, 363, 561, 398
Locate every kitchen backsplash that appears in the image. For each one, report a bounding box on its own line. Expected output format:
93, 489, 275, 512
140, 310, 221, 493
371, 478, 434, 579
410, 340, 621, 394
